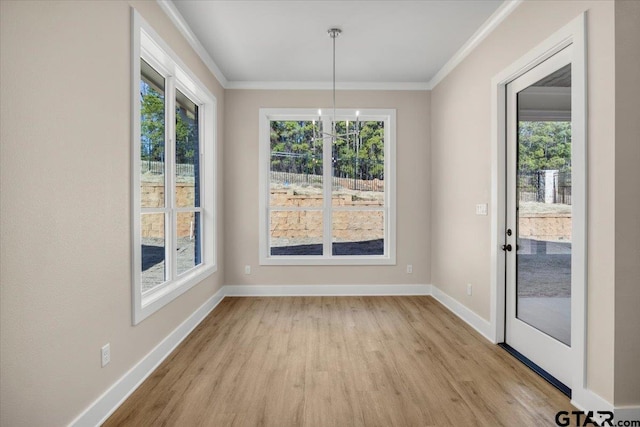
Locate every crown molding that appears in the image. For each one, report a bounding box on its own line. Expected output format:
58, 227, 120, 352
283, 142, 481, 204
156, 0, 229, 88
427, 0, 523, 90
226, 80, 430, 91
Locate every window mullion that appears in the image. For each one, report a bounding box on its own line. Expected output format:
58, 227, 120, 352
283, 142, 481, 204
166, 75, 177, 282
322, 116, 332, 257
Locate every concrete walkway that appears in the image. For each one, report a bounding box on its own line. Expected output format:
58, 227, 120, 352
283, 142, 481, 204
516, 238, 571, 345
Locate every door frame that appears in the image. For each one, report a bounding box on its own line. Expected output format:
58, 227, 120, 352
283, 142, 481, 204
489, 13, 587, 394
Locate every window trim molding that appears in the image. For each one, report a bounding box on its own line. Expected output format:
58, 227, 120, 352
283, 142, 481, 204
131, 8, 217, 325
258, 108, 396, 266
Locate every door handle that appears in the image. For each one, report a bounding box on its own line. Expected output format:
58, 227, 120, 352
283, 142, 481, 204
501, 244, 513, 252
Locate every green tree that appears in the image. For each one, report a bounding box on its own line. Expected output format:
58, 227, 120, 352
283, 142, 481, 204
358, 121, 384, 179
270, 121, 322, 175
518, 121, 571, 172
175, 103, 198, 165
141, 80, 199, 167
140, 81, 165, 162
269, 119, 385, 180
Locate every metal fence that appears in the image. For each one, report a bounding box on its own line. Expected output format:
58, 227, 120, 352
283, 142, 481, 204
270, 171, 384, 192
141, 160, 194, 176
519, 170, 572, 205
270, 152, 384, 192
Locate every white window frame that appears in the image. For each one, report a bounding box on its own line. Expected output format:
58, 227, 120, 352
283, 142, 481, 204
131, 9, 216, 324
259, 108, 396, 266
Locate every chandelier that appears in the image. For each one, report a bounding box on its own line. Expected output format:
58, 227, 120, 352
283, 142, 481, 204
313, 28, 361, 145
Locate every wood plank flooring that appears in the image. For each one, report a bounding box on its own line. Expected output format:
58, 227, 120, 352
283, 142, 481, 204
105, 296, 574, 426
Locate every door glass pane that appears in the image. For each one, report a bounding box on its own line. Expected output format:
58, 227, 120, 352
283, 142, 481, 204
270, 210, 323, 255
140, 59, 165, 208
332, 210, 384, 255
270, 120, 323, 207
516, 64, 572, 345
141, 213, 166, 292
175, 89, 200, 208
177, 211, 201, 275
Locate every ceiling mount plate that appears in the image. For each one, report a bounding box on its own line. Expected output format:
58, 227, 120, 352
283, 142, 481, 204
327, 28, 341, 39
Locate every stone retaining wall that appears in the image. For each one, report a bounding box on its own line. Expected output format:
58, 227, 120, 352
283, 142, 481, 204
270, 189, 384, 242
519, 213, 571, 241
141, 182, 195, 238
140, 186, 571, 243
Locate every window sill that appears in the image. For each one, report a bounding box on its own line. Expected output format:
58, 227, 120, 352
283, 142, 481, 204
133, 264, 217, 324
259, 256, 396, 266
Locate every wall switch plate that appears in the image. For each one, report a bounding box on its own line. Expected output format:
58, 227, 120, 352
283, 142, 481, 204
244, 265, 251, 275
467, 284, 473, 296
101, 343, 110, 367
475, 204, 488, 215
406, 264, 413, 274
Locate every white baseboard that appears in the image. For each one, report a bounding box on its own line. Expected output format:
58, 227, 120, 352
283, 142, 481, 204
431, 285, 493, 341
224, 283, 432, 297
69, 287, 226, 427
615, 406, 640, 422
569, 387, 640, 426
571, 387, 614, 416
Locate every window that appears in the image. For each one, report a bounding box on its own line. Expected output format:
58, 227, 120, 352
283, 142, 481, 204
259, 108, 396, 265
132, 11, 216, 324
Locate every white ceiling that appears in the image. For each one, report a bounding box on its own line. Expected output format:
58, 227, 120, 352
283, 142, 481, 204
169, 0, 508, 88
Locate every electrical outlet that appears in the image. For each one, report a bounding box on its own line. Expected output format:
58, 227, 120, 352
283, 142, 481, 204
101, 343, 110, 367
406, 264, 413, 274
244, 265, 251, 275
467, 284, 473, 296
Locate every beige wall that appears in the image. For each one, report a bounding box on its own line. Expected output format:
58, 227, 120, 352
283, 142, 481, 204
614, 0, 640, 408
430, 1, 616, 402
0, 1, 225, 425
224, 90, 430, 285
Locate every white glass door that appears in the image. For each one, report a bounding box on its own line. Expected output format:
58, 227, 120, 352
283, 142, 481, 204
505, 46, 574, 388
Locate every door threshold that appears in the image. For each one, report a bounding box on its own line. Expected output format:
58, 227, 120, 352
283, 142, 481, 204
498, 343, 571, 398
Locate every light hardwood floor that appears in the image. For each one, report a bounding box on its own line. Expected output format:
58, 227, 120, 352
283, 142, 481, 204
105, 296, 574, 426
